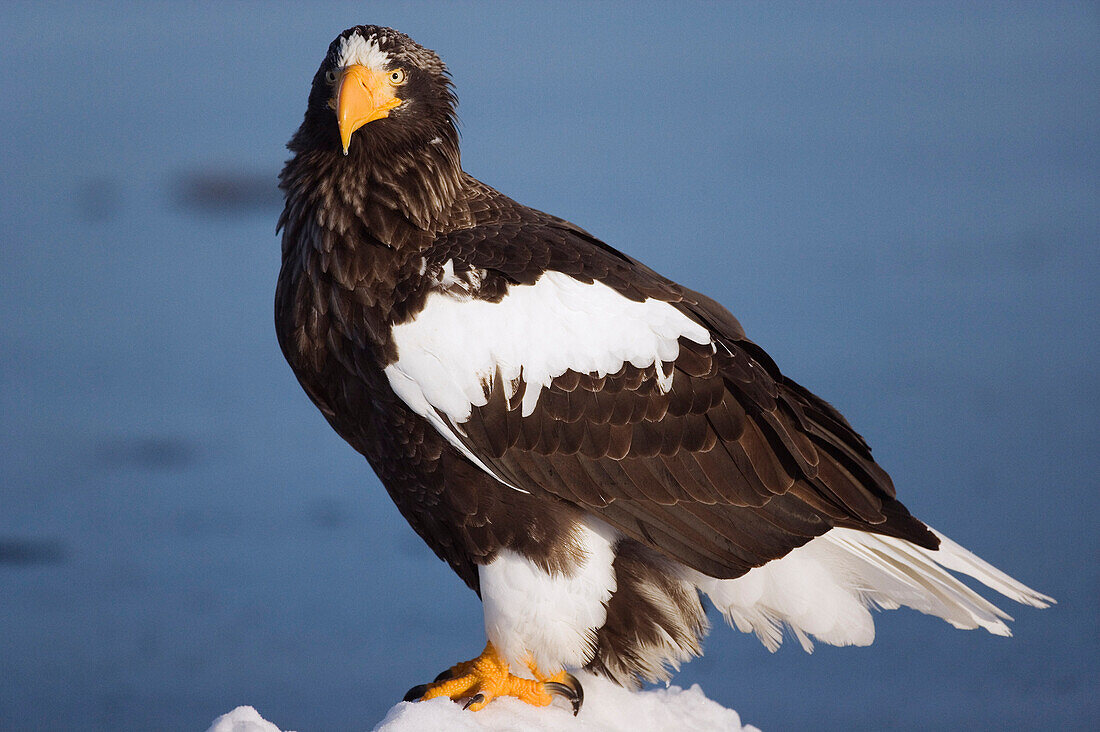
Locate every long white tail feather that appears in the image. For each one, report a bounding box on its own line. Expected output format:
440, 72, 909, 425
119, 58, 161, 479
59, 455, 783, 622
927, 529, 1054, 608
686, 526, 1052, 653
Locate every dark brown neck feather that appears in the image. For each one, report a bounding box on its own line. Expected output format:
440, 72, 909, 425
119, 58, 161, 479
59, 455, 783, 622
278, 117, 479, 364
279, 118, 465, 253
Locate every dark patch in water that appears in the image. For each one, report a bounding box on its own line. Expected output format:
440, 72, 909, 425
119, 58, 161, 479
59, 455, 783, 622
0, 538, 68, 566
174, 170, 280, 213
75, 176, 122, 222
307, 497, 352, 530
876, 230, 1059, 279
95, 436, 198, 471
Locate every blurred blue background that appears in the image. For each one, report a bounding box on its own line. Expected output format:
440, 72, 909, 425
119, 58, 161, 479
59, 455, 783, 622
1, 2, 1096, 730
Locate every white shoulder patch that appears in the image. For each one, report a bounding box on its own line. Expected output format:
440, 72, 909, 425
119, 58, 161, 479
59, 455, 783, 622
336, 32, 390, 70
385, 270, 712, 430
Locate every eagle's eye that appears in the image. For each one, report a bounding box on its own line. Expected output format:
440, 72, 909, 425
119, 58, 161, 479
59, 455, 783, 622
324, 69, 337, 84
388, 68, 407, 85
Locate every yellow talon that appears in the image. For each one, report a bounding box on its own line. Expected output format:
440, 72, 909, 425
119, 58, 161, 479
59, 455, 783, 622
405, 642, 583, 714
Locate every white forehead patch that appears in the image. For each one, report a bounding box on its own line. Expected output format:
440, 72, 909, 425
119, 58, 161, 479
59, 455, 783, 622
336, 33, 390, 70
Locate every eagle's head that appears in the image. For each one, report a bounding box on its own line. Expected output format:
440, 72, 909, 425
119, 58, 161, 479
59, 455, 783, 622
294, 26, 458, 158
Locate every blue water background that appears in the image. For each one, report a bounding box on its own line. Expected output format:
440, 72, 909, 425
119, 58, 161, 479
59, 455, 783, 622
1, 2, 1096, 729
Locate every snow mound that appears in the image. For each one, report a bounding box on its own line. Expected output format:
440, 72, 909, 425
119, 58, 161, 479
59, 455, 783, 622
206, 705, 291, 732
375, 672, 758, 731
206, 672, 759, 732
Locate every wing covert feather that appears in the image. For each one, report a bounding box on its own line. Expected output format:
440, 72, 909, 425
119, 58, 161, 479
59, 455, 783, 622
393, 219, 936, 577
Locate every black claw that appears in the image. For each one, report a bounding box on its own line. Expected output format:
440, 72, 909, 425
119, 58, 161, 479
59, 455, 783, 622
462, 693, 485, 710
544, 673, 584, 715
403, 684, 430, 702
404, 666, 457, 704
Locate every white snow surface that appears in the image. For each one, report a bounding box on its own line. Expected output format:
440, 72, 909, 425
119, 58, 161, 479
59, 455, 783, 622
207, 673, 759, 732
207, 705, 291, 732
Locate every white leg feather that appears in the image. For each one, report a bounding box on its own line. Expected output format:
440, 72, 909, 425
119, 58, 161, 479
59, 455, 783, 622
479, 519, 619, 671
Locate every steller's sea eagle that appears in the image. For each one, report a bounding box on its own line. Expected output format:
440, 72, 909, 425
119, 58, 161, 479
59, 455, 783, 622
275, 25, 1052, 714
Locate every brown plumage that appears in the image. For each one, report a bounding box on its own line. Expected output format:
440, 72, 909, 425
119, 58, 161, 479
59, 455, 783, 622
275, 25, 1050, 710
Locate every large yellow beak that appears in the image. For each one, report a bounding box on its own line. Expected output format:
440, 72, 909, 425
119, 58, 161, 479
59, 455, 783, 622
335, 64, 401, 155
